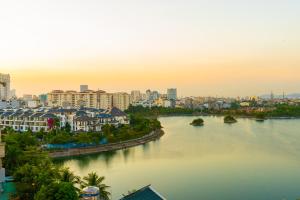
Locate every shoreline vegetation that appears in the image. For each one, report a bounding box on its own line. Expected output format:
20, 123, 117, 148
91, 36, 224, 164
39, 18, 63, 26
1, 113, 163, 200
126, 104, 300, 119
49, 129, 164, 158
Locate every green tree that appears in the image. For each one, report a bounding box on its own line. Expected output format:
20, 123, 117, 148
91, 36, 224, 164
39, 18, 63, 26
58, 167, 81, 192
64, 122, 72, 133
34, 182, 79, 200
81, 172, 111, 200
14, 160, 59, 200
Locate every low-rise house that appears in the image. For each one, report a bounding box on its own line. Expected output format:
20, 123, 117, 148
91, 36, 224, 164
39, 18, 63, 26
0, 107, 129, 133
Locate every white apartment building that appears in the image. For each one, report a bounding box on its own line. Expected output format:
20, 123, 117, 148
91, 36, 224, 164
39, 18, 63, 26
0, 73, 10, 101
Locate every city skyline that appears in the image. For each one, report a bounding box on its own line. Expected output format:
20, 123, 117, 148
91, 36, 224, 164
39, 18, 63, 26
1, 1, 300, 96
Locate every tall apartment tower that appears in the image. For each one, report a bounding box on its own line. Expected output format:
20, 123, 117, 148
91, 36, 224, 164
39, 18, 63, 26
80, 85, 89, 92
113, 92, 130, 111
0, 73, 10, 101
130, 90, 141, 103
167, 88, 177, 100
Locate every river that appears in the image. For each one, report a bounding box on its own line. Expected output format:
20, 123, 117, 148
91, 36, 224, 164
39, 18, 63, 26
60, 116, 300, 200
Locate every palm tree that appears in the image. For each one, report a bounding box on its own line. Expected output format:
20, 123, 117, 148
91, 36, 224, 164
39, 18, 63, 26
81, 172, 111, 200
58, 167, 81, 192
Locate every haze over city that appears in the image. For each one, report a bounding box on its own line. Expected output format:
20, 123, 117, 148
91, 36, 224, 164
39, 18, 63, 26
1, 0, 300, 97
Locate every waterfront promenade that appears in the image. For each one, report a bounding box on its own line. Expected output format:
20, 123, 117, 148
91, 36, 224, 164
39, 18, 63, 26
49, 129, 164, 158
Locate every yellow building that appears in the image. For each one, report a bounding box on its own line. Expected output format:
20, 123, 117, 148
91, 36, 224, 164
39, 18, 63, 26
48, 90, 130, 111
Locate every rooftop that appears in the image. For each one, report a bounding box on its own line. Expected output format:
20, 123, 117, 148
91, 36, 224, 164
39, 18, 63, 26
120, 185, 166, 200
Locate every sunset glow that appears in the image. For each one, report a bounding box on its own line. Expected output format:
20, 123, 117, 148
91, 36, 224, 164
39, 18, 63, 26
1, 0, 300, 96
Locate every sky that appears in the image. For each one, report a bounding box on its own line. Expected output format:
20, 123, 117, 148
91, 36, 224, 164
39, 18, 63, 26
1, 0, 300, 97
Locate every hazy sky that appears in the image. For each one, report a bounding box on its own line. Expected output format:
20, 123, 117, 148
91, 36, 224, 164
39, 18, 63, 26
1, 0, 300, 97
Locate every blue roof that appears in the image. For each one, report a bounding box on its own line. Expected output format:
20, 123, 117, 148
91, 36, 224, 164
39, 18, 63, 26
96, 113, 112, 118
120, 185, 165, 200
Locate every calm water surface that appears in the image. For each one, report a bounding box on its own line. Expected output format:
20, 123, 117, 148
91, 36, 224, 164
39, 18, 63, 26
60, 116, 300, 200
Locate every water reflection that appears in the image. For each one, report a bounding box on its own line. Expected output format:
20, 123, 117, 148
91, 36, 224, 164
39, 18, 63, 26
62, 117, 300, 200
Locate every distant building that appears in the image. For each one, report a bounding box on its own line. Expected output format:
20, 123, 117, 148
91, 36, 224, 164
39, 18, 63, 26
146, 89, 151, 101
27, 100, 39, 108
130, 90, 141, 103
240, 102, 250, 107
120, 185, 166, 200
0, 73, 10, 101
145, 90, 160, 102
167, 88, 177, 100
23, 94, 33, 101
10, 89, 16, 99
39, 94, 48, 104
80, 85, 89, 92
48, 90, 130, 111
113, 92, 130, 111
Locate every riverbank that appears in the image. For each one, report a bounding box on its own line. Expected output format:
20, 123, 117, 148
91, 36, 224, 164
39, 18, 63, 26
48, 129, 164, 158
156, 113, 300, 120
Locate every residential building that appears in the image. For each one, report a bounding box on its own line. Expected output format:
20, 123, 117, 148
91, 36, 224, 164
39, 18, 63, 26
0, 107, 129, 133
27, 100, 39, 108
48, 90, 108, 109
98, 93, 113, 110
39, 94, 48, 105
167, 88, 177, 100
80, 85, 89, 92
10, 89, 16, 99
23, 94, 33, 101
130, 90, 142, 103
113, 92, 130, 111
145, 90, 160, 102
0, 73, 10, 101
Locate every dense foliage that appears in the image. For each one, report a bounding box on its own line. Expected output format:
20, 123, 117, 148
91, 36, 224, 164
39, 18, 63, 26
126, 105, 196, 116
266, 104, 300, 117
2, 131, 111, 200
190, 118, 204, 126
1, 113, 162, 199
224, 115, 237, 123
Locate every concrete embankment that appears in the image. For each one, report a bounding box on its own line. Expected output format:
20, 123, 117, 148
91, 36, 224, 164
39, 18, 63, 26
49, 129, 164, 158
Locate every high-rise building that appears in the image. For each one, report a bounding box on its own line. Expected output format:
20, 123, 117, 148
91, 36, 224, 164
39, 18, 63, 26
48, 90, 130, 111
113, 92, 130, 111
167, 88, 177, 100
131, 90, 141, 103
146, 89, 151, 101
48, 90, 100, 108
0, 73, 10, 101
80, 85, 89, 92
98, 92, 113, 109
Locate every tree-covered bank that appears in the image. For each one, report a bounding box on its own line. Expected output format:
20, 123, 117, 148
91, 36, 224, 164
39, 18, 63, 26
1, 113, 161, 200
126, 105, 197, 116
126, 104, 300, 119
